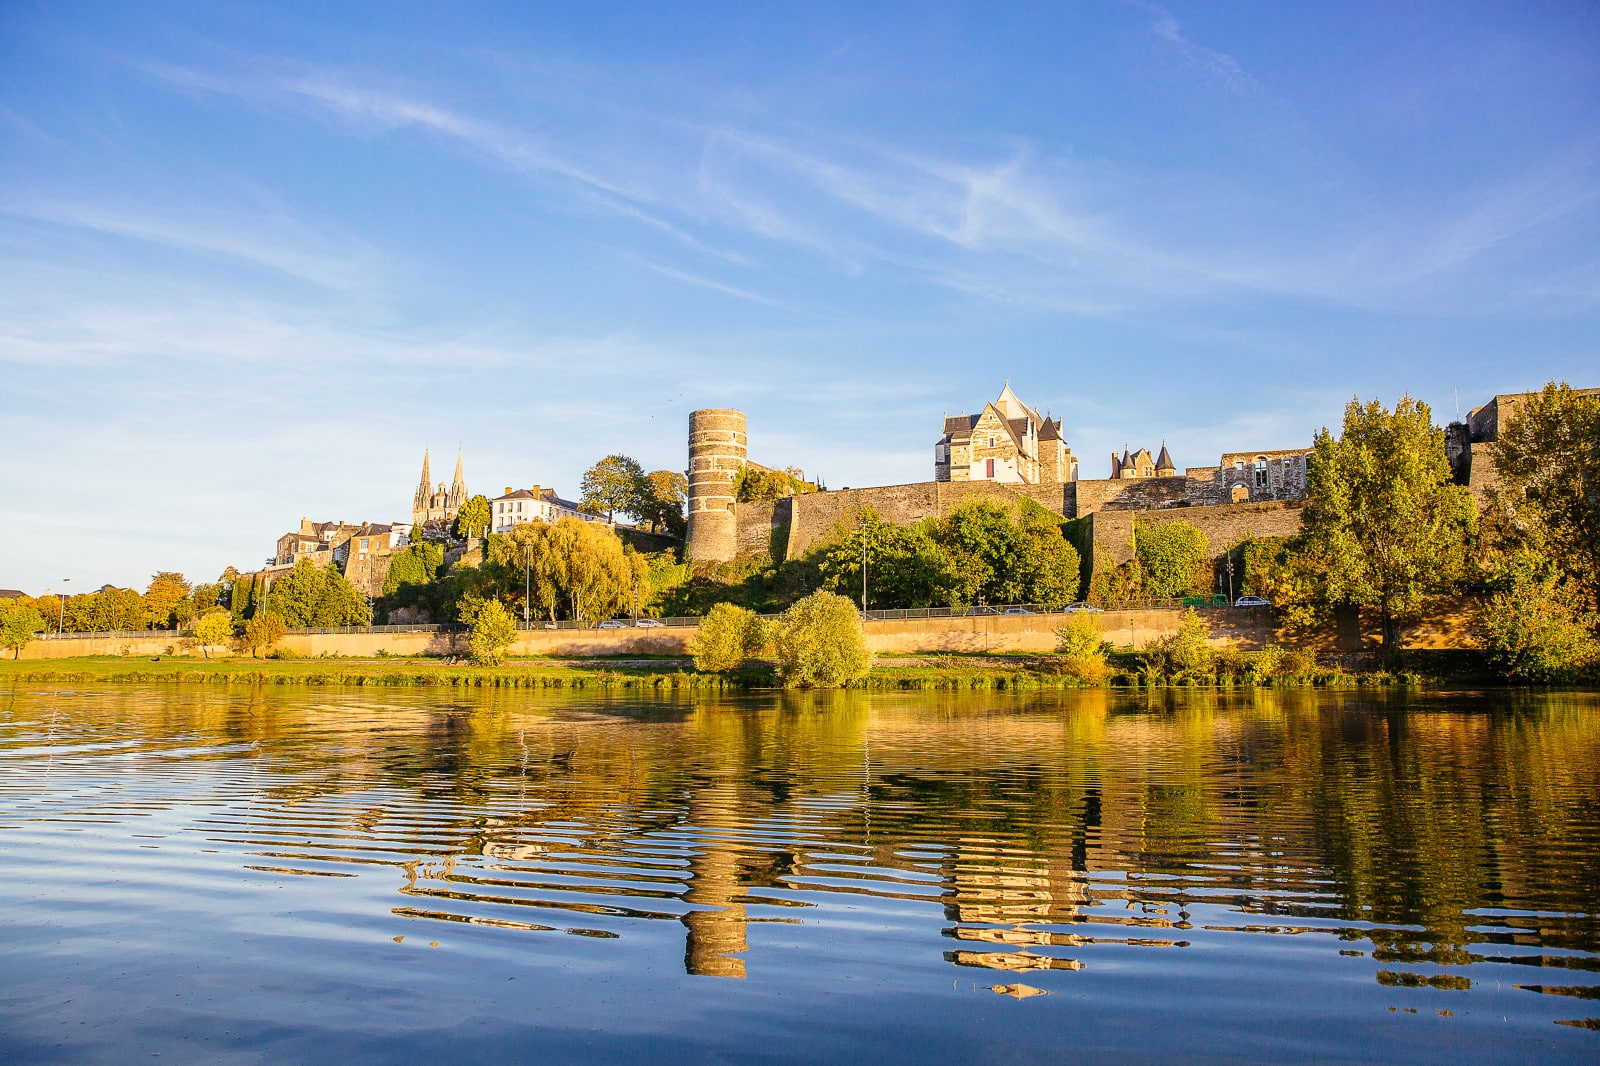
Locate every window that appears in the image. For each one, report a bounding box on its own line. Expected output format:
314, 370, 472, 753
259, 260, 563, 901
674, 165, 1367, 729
986, 458, 995, 479
988, 436, 996, 448
1254, 459, 1268, 488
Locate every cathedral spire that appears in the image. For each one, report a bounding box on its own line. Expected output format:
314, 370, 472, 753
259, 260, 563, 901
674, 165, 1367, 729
416, 450, 432, 505
452, 448, 465, 493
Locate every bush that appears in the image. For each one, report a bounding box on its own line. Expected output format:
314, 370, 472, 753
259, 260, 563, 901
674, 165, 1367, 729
774, 591, 872, 688
1477, 577, 1599, 683
1141, 609, 1213, 683
468, 600, 519, 665
693, 603, 770, 672
1253, 645, 1320, 685
1055, 613, 1113, 684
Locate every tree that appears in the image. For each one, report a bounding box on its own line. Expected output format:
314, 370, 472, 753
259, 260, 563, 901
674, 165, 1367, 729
143, 571, 192, 630
1141, 609, 1214, 683
1488, 382, 1600, 611
773, 591, 872, 687
639, 470, 688, 537
454, 494, 492, 539
1304, 395, 1477, 653
580, 455, 648, 522
64, 587, 144, 633
192, 612, 235, 658
0, 604, 46, 659
1134, 520, 1209, 600
265, 558, 371, 627
467, 599, 518, 665
1476, 556, 1599, 682
693, 603, 769, 672
241, 613, 287, 657
485, 516, 642, 623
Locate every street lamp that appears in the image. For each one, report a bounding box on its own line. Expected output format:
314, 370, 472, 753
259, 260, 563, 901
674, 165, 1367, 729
58, 578, 68, 635
523, 545, 531, 629
860, 523, 868, 613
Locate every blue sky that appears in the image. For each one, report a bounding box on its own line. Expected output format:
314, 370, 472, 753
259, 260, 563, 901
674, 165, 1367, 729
3, 1, 1598, 593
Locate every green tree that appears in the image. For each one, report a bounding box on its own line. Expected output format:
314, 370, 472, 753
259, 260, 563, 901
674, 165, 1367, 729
1304, 395, 1477, 654
1055, 613, 1113, 685
1134, 519, 1209, 600
0, 603, 46, 659
639, 470, 688, 537
467, 599, 518, 665
265, 558, 371, 627
1487, 382, 1600, 611
143, 571, 191, 630
1240, 535, 1324, 630
454, 494, 492, 539
241, 613, 287, 657
774, 591, 872, 687
1476, 558, 1599, 682
693, 602, 769, 672
817, 509, 955, 610
580, 455, 648, 522
485, 516, 643, 623
64, 587, 144, 632
192, 612, 235, 658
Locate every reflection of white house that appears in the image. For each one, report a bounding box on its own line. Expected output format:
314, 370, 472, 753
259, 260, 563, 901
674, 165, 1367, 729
490, 486, 595, 534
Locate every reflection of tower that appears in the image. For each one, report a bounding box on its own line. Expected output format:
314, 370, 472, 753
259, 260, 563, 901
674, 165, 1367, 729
682, 780, 749, 978
686, 409, 746, 564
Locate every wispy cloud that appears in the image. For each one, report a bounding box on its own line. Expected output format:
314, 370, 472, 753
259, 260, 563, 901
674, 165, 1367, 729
1143, 4, 1260, 94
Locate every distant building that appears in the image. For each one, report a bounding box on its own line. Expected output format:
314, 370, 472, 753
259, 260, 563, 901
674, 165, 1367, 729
412, 449, 468, 529
491, 486, 594, 533
342, 523, 409, 599
274, 518, 362, 567
1110, 443, 1176, 480
935, 383, 1076, 485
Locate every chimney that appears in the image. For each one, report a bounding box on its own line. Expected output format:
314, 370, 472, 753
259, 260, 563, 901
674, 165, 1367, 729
505, 486, 513, 495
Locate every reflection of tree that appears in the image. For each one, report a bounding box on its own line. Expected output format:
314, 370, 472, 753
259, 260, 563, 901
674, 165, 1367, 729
26, 685, 1600, 988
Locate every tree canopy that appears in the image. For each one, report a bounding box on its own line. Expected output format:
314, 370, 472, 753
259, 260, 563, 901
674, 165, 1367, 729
454, 494, 492, 539
580, 455, 647, 522
1134, 519, 1210, 600
1304, 394, 1476, 651
263, 558, 372, 628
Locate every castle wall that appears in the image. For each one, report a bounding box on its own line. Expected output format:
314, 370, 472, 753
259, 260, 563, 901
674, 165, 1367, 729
1088, 500, 1305, 566
783, 480, 1073, 559
1073, 477, 1189, 513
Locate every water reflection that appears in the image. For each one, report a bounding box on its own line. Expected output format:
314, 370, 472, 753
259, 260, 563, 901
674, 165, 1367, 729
2, 685, 1598, 1028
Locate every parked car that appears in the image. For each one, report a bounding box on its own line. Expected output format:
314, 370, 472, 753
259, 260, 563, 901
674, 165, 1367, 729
634, 618, 665, 628
1003, 607, 1033, 615
1063, 602, 1104, 613
1233, 596, 1271, 608
598, 619, 628, 629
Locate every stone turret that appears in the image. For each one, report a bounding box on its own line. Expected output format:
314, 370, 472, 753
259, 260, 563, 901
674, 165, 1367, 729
686, 409, 747, 563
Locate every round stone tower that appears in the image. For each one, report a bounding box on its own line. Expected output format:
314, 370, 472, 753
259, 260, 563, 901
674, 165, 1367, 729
686, 409, 747, 563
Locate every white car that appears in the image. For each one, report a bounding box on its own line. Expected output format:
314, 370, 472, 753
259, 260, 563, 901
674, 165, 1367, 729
598, 619, 628, 629
1234, 596, 1271, 608
634, 618, 665, 628
1003, 607, 1033, 615
1063, 602, 1104, 613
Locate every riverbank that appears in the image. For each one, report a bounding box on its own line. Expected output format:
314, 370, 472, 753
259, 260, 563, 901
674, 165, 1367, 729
0, 650, 1503, 690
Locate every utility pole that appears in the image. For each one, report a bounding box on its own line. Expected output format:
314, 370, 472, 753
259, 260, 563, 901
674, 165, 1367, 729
523, 547, 531, 629
58, 578, 69, 635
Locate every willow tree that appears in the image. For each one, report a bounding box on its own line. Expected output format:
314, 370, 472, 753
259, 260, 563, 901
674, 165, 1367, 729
1304, 395, 1476, 653
489, 517, 648, 623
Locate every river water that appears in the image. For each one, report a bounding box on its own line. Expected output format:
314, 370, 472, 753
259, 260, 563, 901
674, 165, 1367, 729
1, 685, 1596, 1063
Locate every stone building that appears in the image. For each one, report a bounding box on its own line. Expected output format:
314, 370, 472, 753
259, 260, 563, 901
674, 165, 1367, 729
1446, 388, 1600, 502
935, 383, 1076, 485
490, 485, 591, 533
1109, 444, 1175, 480
274, 518, 362, 567
342, 523, 408, 600
412, 449, 468, 529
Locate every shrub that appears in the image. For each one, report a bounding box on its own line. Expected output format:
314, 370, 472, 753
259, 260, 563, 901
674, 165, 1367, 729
468, 600, 519, 665
693, 603, 770, 672
1141, 609, 1213, 683
774, 591, 872, 688
1477, 577, 1599, 683
241, 613, 287, 657
1056, 613, 1109, 658
1253, 645, 1320, 685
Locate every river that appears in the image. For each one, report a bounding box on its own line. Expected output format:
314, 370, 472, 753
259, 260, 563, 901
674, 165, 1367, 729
1, 685, 1596, 1063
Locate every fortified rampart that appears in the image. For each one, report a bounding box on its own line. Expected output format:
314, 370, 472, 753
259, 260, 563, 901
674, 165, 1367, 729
690, 408, 1317, 579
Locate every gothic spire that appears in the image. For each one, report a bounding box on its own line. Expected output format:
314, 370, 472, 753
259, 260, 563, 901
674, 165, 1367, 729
416, 449, 432, 504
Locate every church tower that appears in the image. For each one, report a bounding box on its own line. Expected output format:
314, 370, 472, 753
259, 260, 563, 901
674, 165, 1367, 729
411, 448, 469, 528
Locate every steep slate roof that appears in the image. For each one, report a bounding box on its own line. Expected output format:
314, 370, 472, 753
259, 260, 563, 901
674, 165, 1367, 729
1155, 443, 1174, 470
1038, 416, 1063, 441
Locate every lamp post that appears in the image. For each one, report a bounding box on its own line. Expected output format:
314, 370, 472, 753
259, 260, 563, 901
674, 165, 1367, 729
523, 546, 531, 629
58, 579, 68, 635
860, 523, 868, 613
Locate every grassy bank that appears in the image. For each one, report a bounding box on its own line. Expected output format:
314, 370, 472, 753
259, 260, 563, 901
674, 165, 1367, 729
0, 649, 1500, 691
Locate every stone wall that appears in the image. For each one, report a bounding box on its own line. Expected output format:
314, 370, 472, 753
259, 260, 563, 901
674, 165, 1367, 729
1073, 477, 1189, 513
733, 498, 788, 559
1089, 500, 1306, 566
14, 600, 1479, 660
783, 480, 1073, 559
